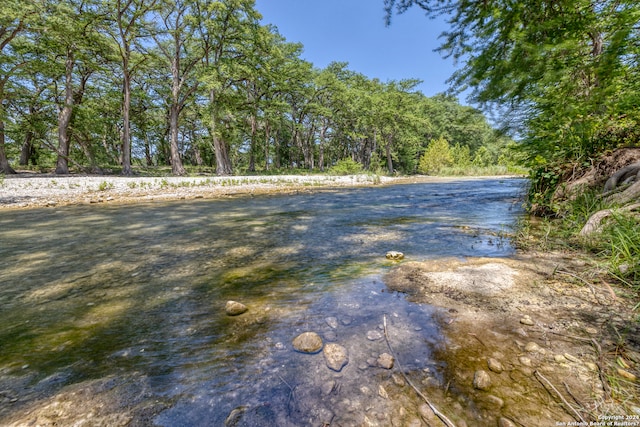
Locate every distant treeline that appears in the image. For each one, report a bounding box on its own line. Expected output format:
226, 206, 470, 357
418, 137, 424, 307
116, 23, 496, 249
0, 0, 517, 176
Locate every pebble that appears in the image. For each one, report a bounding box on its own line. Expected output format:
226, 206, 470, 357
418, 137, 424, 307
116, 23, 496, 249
520, 315, 534, 326
225, 300, 248, 316
479, 394, 504, 408
585, 326, 598, 335
554, 354, 568, 363
525, 341, 544, 354
386, 251, 404, 260
321, 380, 335, 396
292, 332, 323, 354
487, 358, 504, 373
366, 330, 383, 341
325, 317, 339, 329
378, 385, 389, 399
498, 417, 517, 427
473, 370, 492, 390
377, 353, 395, 369
323, 343, 349, 372
519, 356, 533, 367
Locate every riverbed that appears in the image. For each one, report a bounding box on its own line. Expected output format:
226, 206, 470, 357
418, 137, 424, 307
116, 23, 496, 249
4, 176, 627, 426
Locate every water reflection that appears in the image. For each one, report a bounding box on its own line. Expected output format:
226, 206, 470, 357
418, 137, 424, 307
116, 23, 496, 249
0, 178, 525, 425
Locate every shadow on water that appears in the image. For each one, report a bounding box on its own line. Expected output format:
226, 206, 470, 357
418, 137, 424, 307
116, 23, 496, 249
0, 178, 526, 425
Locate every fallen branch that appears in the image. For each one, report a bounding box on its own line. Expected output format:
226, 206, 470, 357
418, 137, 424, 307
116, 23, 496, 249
590, 338, 612, 399
534, 370, 586, 423
383, 315, 457, 427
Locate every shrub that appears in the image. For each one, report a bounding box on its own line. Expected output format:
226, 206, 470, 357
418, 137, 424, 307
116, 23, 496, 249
329, 158, 363, 175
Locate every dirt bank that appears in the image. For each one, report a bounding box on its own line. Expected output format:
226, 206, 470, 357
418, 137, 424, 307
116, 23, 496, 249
385, 252, 640, 425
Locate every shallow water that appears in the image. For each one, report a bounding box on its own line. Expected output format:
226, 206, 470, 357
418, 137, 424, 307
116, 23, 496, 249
0, 178, 526, 425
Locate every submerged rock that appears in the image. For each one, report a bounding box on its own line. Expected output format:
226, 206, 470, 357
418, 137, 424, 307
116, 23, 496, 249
292, 332, 323, 353
473, 370, 492, 390
377, 353, 395, 369
225, 301, 248, 316
324, 343, 349, 372
487, 358, 504, 373
386, 251, 405, 260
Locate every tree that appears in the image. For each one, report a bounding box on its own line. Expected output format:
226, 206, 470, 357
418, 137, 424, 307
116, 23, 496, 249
385, 0, 640, 164
152, 0, 205, 175
418, 136, 452, 174
102, 0, 158, 175
195, 0, 261, 176
0, 0, 40, 174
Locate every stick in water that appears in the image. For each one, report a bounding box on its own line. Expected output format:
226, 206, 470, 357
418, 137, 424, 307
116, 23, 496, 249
383, 315, 457, 427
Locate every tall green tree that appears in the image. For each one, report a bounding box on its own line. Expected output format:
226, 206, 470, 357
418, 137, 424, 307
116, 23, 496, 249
152, 0, 205, 175
0, 0, 41, 174
102, 0, 158, 175
385, 0, 640, 170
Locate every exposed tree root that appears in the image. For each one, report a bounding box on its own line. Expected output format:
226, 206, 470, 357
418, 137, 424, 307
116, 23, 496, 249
580, 203, 640, 236
606, 180, 640, 205
603, 162, 640, 192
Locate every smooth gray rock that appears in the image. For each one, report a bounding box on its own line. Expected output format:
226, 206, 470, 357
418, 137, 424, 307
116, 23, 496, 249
292, 332, 323, 354
225, 300, 248, 316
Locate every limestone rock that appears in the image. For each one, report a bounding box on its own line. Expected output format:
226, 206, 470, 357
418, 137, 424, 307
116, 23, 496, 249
519, 315, 534, 326
323, 343, 349, 372
487, 358, 504, 373
225, 300, 248, 316
525, 341, 544, 354
377, 353, 395, 369
473, 370, 492, 390
292, 332, 323, 354
366, 330, 383, 341
498, 417, 517, 427
386, 251, 404, 260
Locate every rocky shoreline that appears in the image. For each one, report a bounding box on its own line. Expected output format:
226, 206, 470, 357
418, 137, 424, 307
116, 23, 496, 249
0, 173, 512, 209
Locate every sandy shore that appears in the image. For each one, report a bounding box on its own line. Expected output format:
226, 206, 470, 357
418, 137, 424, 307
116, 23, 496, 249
0, 173, 499, 209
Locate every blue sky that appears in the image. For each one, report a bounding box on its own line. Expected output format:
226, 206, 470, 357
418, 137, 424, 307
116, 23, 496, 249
253, 0, 459, 98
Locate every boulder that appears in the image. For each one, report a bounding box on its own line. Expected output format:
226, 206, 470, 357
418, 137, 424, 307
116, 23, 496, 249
292, 332, 323, 354
323, 343, 349, 371
225, 300, 248, 316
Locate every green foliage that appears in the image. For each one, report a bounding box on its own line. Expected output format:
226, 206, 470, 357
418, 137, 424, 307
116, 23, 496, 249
329, 158, 364, 175
418, 137, 453, 174
386, 0, 640, 211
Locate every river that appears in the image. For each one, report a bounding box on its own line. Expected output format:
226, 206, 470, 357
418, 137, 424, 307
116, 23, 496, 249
0, 177, 526, 426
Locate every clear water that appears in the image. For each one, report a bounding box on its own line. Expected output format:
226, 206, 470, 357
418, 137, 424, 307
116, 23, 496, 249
0, 178, 526, 425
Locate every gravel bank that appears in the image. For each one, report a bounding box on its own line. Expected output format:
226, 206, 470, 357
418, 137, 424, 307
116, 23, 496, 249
0, 174, 406, 209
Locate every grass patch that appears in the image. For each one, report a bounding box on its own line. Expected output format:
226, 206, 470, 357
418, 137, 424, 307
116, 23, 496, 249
516, 188, 640, 291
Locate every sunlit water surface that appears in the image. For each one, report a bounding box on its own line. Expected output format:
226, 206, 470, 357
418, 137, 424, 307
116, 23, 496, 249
0, 178, 526, 425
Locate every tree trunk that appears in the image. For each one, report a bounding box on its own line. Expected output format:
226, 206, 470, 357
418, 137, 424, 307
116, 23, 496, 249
19, 131, 35, 166
385, 134, 394, 174
169, 56, 186, 175
248, 113, 257, 172
169, 103, 185, 175
56, 52, 75, 174
122, 65, 133, 175
0, 119, 16, 174
264, 122, 270, 171
210, 89, 233, 176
